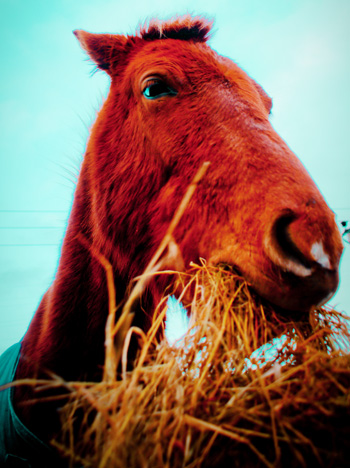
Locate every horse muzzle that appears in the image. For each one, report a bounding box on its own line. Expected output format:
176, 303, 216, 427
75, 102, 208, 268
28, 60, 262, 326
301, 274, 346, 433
263, 210, 343, 310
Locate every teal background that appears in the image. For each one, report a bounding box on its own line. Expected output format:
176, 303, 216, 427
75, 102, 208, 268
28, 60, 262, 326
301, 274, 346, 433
0, 0, 349, 354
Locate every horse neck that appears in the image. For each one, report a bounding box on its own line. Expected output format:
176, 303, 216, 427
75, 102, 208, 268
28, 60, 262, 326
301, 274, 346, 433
17, 169, 115, 384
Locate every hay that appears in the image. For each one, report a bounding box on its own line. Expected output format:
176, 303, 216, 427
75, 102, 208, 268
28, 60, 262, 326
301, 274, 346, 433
50, 262, 350, 468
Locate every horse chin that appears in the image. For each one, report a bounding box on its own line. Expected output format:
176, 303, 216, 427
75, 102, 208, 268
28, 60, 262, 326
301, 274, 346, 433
209, 257, 339, 314
244, 264, 339, 314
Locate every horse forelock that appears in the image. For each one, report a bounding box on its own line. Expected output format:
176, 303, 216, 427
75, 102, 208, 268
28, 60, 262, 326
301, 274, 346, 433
138, 15, 213, 43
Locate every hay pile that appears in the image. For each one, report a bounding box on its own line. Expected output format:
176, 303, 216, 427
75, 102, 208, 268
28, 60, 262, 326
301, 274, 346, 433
52, 262, 350, 468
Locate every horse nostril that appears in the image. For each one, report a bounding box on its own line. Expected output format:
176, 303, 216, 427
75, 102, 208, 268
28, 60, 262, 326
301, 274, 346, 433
265, 213, 314, 277
274, 215, 312, 270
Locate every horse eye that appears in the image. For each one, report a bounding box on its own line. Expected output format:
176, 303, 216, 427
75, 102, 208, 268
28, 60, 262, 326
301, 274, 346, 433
142, 79, 177, 99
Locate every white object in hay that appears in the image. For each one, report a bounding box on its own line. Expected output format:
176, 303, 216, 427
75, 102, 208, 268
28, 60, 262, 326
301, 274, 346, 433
165, 296, 295, 374
165, 295, 190, 347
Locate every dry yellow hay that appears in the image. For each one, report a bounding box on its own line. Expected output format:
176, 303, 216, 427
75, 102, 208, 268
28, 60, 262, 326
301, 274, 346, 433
49, 261, 350, 468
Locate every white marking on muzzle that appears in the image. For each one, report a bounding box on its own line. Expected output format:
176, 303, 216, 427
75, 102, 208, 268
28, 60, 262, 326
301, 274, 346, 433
263, 237, 312, 277
281, 259, 312, 277
311, 242, 331, 269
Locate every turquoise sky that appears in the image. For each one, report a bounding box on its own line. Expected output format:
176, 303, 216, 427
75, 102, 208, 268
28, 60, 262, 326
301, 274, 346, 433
0, 0, 349, 354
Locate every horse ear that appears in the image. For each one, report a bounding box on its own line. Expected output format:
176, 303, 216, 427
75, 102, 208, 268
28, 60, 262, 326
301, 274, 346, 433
73, 30, 128, 74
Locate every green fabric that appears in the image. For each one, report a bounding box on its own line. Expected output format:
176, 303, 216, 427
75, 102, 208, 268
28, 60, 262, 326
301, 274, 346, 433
0, 343, 64, 467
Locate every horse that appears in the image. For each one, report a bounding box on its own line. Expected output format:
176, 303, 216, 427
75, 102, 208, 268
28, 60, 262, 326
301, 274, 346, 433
0, 15, 343, 466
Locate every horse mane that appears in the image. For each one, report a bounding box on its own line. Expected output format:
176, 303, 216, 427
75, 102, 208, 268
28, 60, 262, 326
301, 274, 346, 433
139, 16, 213, 43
